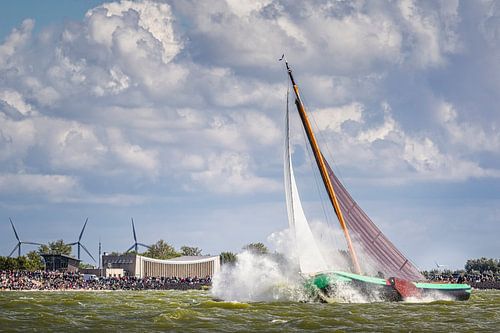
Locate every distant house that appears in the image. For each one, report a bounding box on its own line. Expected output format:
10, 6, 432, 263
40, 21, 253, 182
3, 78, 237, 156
40, 254, 81, 273
80, 267, 124, 278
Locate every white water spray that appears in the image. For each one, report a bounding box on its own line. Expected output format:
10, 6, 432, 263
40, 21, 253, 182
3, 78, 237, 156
211, 226, 376, 303
211, 225, 448, 303
211, 250, 306, 302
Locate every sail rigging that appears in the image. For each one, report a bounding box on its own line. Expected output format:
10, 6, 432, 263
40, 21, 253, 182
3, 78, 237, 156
324, 160, 424, 280
284, 92, 329, 275
284, 60, 362, 274
283, 58, 423, 281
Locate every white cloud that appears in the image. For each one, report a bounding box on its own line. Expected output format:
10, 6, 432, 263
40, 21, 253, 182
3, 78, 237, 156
398, 0, 460, 67
0, 0, 499, 269
204, 111, 280, 151
174, 0, 464, 74
306, 101, 500, 182
191, 152, 281, 194
0, 0, 498, 204
92, 0, 183, 63
0, 113, 36, 163
311, 102, 364, 133
0, 89, 36, 116
0, 173, 79, 199
0, 19, 33, 69
239, 111, 281, 145
22, 77, 60, 107
225, 0, 272, 18
436, 100, 500, 153
356, 103, 396, 143
92, 67, 130, 97
479, 0, 500, 47
179, 153, 205, 171
45, 120, 107, 170
402, 136, 500, 180
107, 128, 160, 176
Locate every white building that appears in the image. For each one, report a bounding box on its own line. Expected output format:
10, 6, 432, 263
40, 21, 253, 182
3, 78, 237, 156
102, 254, 220, 278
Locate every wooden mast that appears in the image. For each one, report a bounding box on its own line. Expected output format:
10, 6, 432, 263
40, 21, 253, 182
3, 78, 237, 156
284, 59, 362, 274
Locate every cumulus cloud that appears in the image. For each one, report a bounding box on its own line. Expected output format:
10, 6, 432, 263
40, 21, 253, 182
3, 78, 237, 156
106, 128, 160, 176
311, 102, 364, 132
172, 0, 464, 74
0, 113, 36, 163
0, 0, 498, 206
0, 0, 499, 269
398, 0, 461, 67
91, 0, 183, 63
0, 89, 37, 116
301, 101, 500, 182
191, 152, 281, 194
0, 173, 79, 199
0, 19, 34, 68
435, 100, 500, 153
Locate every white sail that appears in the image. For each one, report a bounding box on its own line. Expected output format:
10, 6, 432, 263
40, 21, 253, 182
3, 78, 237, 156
284, 104, 329, 275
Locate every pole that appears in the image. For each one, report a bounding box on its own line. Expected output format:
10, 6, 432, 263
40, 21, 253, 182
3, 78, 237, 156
98, 240, 101, 269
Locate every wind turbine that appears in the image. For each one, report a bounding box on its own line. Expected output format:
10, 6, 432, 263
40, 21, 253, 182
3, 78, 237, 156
126, 218, 151, 253
8, 218, 42, 257
68, 218, 96, 262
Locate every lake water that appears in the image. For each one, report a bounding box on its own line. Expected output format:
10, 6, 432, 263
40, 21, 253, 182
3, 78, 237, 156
0, 289, 498, 332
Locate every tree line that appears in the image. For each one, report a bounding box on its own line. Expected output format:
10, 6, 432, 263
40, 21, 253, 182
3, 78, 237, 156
111, 240, 203, 259
0, 240, 268, 270
0, 239, 204, 271
2, 237, 497, 275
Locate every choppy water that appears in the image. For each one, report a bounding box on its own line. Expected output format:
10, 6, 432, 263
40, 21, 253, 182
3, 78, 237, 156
0, 289, 498, 332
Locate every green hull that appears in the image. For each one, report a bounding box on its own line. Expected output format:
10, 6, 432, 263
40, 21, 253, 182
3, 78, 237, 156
307, 271, 471, 302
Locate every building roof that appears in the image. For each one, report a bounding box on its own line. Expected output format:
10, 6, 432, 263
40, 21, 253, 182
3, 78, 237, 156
40, 253, 81, 262
166, 255, 216, 262
101, 253, 219, 265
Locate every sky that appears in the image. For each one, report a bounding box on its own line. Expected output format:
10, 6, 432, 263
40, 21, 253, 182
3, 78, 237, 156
0, 0, 498, 270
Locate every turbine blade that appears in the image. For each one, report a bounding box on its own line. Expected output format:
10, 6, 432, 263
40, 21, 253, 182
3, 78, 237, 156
131, 218, 137, 243
138, 243, 151, 249
78, 218, 88, 241
9, 218, 20, 242
8, 244, 20, 257
80, 244, 96, 262
68, 242, 78, 246
22, 242, 43, 246
126, 244, 135, 253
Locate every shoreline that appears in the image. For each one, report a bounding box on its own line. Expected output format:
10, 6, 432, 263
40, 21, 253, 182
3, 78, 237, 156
2, 283, 500, 292
0, 286, 211, 292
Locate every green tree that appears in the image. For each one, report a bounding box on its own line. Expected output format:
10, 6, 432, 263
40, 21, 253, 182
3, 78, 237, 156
143, 240, 180, 260
18, 256, 27, 270
0, 256, 6, 270
24, 251, 44, 271
465, 257, 499, 273
79, 262, 94, 269
0, 256, 21, 270
38, 240, 72, 256
242, 242, 268, 255
220, 251, 237, 265
180, 246, 202, 256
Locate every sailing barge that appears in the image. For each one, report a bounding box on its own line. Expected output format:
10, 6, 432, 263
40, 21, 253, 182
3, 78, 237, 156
282, 58, 471, 302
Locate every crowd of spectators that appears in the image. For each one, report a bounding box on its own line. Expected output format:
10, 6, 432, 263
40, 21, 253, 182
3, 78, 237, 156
3, 269, 499, 291
0, 270, 211, 291
423, 270, 499, 289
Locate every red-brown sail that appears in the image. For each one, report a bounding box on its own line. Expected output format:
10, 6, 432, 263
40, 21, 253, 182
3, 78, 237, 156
324, 158, 424, 281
